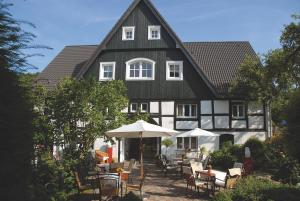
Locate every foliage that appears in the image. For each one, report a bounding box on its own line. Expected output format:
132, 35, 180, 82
284, 89, 300, 163
212, 176, 300, 201
272, 156, 300, 185
243, 137, 266, 170
230, 15, 300, 124
210, 142, 243, 171
46, 78, 128, 160
162, 138, 174, 155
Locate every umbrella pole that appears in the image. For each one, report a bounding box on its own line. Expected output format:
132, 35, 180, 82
140, 132, 143, 177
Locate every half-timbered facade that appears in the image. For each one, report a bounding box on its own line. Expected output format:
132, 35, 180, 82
38, 0, 272, 160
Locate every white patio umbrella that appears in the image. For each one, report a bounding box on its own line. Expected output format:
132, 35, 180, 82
176, 128, 220, 137
106, 120, 179, 176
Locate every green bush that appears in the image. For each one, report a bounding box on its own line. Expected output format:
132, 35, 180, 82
211, 142, 243, 171
212, 176, 300, 201
243, 137, 266, 169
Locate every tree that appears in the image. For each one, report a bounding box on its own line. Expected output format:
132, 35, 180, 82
230, 15, 300, 124
161, 138, 174, 155
0, 1, 47, 200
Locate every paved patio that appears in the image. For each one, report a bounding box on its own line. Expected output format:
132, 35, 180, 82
129, 161, 210, 201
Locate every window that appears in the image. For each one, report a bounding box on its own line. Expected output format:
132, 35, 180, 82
166, 61, 183, 80
130, 103, 138, 112
126, 58, 155, 80
130, 102, 148, 113
232, 102, 245, 119
99, 62, 115, 81
177, 137, 197, 150
122, 26, 135, 40
140, 103, 148, 113
177, 104, 197, 118
148, 25, 161, 40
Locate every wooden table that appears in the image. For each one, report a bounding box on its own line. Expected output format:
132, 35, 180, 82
195, 170, 216, 195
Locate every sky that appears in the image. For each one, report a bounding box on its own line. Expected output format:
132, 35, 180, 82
8, 0, 300, 73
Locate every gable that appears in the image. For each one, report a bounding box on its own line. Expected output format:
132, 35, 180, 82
106, 0, 176, 49
76, 0, 218, 97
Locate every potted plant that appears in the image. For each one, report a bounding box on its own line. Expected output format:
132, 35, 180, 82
161, 138, 174, 156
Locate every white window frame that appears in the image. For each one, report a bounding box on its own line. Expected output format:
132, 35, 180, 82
99, 62, 116, 81
140, 103, 148, 113
232, 102, 245, 119
122, 26, 135, 41
166, 61, 183, 81
148, 25, 161, 40
130, 103, 138, 113
125, 58, 156, 81
177, 137, 198, 150
177, 104, 197, 118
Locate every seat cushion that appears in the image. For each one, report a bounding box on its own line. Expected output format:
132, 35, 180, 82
215, 180, 226, 187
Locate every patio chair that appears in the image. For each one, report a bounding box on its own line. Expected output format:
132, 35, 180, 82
74, 171, 95, 200
123, 159, 136, 183
161, 156, 180, 176
202, 155, 211, 170
97, 173, 120, 200
214, 168, 241, 190
233, 162, 245, 176
182, 166, 208, 196
190, 161, 203, 176
126, 173, 146, 199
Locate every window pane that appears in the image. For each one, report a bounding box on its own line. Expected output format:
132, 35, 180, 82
170, 71, 175, 77
126, 31, 132, 39
184, 105, 190, 116
174, 71, 179, 77
130, 63, 140, 77
177, 105, 183, 116
177, 138, 183, 149
232, 105, 238, 117
191, 137, 197, 149
131, 103, 137, 111
142, 62, 152, 78
238, 105, 244, 117
141, 103, 148, 111
184, 137, 189, 150
191, 105, 197, 117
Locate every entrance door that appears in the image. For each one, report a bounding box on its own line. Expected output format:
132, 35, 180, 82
219, 134, 234, 149
127, 138, 158, 161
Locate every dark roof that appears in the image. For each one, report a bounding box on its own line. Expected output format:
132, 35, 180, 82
37, 45, 97, 90
37, 42, 256, 95
183, 41, 257, 95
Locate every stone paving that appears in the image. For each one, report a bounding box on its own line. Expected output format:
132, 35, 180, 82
130, 161, 210, 201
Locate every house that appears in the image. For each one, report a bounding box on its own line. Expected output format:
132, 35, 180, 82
37, 0, 272, 161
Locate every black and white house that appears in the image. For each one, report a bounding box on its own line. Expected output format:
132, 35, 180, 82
38, 0, 272, 161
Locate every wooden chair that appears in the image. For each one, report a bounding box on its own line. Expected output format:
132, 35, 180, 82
182, 166, 208, 196
214, 168, 241, 190
161, 156, 180, 176
123, 159, 135, 183
95, 150, 109, 164
126, 173, 146, 199
74, 171, 95, 200
98, 174, 120, 201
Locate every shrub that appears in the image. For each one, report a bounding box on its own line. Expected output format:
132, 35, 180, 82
210, 143, 243, 171
212, 176, 300, 201
243, 137, 266, 169
273, 156, 300, 185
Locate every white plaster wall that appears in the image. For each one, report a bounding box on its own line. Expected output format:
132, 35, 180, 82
249, 116, 264, 129
232, 120, 247, 129
176, 121, 198, 129
248, 101, 264, 114
161, 117, 174, 129
214, 116, 229, 129
150, 102, 159, 113
198, 136, 219, 152
214, 100, 229, 114
161, 101, 174, 115
201, 116, 213, 129
215, 131, 267, 145
152, 117, 160, 125
201, 100, 212, 114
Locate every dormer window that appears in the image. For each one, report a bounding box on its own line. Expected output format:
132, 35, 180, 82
125, 58, 155, 80
148, 26, 161, 40
99, 62, 115, 81
122, 26, 135, 40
